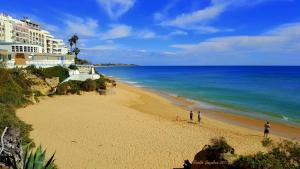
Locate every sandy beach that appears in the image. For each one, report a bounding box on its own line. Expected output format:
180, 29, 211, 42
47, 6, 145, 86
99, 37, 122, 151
17, 83, 299, 169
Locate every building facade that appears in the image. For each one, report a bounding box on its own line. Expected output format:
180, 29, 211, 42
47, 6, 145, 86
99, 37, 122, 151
0, 52, 75, 68
0, 13, 73, 68
0, 42, 74, 68
0, 13, 68, 55
0, 13, 13, 42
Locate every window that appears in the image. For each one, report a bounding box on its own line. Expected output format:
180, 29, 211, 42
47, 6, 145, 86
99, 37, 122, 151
24, 46, 27, 52
16, 46, 19, 52
31, 47, 33, 52
12, 46, 15, 52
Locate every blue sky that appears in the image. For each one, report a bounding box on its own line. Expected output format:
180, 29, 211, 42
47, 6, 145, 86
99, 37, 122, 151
1, 0, 300, 65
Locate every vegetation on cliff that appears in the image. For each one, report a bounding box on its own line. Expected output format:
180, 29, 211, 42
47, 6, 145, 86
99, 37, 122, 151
185, 137, 300, 169
0, 68, 33, 145
56, 77, 111, 95
0, 66, 114, 169
26, 65, 69, 82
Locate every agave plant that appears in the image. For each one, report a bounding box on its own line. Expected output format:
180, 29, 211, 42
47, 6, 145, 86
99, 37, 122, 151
22, 145, 56, 169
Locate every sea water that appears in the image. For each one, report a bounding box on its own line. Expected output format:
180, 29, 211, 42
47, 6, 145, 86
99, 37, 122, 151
96, 66, 300, 126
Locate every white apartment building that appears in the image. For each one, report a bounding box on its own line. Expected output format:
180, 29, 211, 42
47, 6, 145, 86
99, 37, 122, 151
0, 42, 74, 68
0, 13, 73, 68
0, 13, 68, 55
53, 39, 68, 55
11, 18, 29, 44
0, 42, 42, 53
0, 13, 13, 42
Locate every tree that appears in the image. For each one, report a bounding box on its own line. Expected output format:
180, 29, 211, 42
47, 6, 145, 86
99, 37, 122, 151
73, 47, 80, 59
72, 34, 79, 48
68, 34, 80, 57
68, 38, 74, 52
68, 34, 79, 54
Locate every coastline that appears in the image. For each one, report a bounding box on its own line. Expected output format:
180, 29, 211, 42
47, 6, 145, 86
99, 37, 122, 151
157, 90, 300, 141
16, 82, 299, 169
99, 66, 300, 127
118, 80, 300, 141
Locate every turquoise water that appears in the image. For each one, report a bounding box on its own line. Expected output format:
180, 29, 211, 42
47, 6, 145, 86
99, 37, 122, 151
96, 66, 300, 126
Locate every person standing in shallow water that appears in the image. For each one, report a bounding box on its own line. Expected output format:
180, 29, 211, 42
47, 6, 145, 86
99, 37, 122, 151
189, 111, 193, 121
198, 111, 202, 124
264, 121, 271, 137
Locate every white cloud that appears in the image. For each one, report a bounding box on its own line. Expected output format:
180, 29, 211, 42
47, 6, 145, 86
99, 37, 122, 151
97, 0, 135, 19
153, 0, 180, 21
171, 22, 300, 58
61, 14, 132, 40
42, 23, 60, 33
138, 49, 147, 53
153, 12, 164, 21
161, 4, 226, 27
137, 29, 157, 39
100, 24, 132, 40
168, 30, 188, 36
82, 44, 117, 50
163, 51, 177, 55
80, 49, 182, 65
159, 0, 288, 33
63, 14, 99, 37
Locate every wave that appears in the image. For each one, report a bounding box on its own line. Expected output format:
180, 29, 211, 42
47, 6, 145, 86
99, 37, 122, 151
282, 115, 289, 121
126, 81, 139, 84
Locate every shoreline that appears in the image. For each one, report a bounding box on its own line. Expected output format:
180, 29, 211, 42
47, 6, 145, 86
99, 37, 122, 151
117, 80, 300, 141
17, 82, 299, 169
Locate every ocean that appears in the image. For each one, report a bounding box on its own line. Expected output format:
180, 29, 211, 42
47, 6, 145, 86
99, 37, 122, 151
96, 66, 300, 126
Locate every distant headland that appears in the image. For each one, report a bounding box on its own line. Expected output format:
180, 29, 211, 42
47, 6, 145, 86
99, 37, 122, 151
93, 63, 138, 67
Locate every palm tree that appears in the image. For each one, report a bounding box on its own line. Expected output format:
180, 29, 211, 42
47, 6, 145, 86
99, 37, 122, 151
73, 47, 80, 59
72, 34, 79, 48
68, 38, 74, 53
68, 34, 79, 54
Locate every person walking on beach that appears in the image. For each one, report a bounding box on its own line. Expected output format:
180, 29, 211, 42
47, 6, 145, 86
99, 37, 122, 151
264, 121, 271, 137
198, 111, 202, 124
189, 111, 193, 121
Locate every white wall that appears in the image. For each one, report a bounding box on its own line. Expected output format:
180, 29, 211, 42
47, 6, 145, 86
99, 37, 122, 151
0, 43, 42, 53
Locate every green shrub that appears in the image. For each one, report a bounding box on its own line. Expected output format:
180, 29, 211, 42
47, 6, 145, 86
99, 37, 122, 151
0, 104, 33, 145
82, 79, 96, 91
67, 81, 81, 94
26, 65, 44, 77
56, 83, 68, 95
26, 65, 69, 82
0, 68, 32, 107
41, 66, 69, 82
231, 140, 300, 169
201, 137, 235, 161
270, 140, 300, 169
0, 68, 33, 145
57, 80, 82, 95
95, 78, 106, 90
231, 152, 283, 169
68, 64, 78, 70
262, 137, 273, 147
56, 77, 111, 95
75, 58, 89, 65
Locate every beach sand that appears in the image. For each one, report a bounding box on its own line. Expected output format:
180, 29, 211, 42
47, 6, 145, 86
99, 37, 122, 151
17, 83, 298, 169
